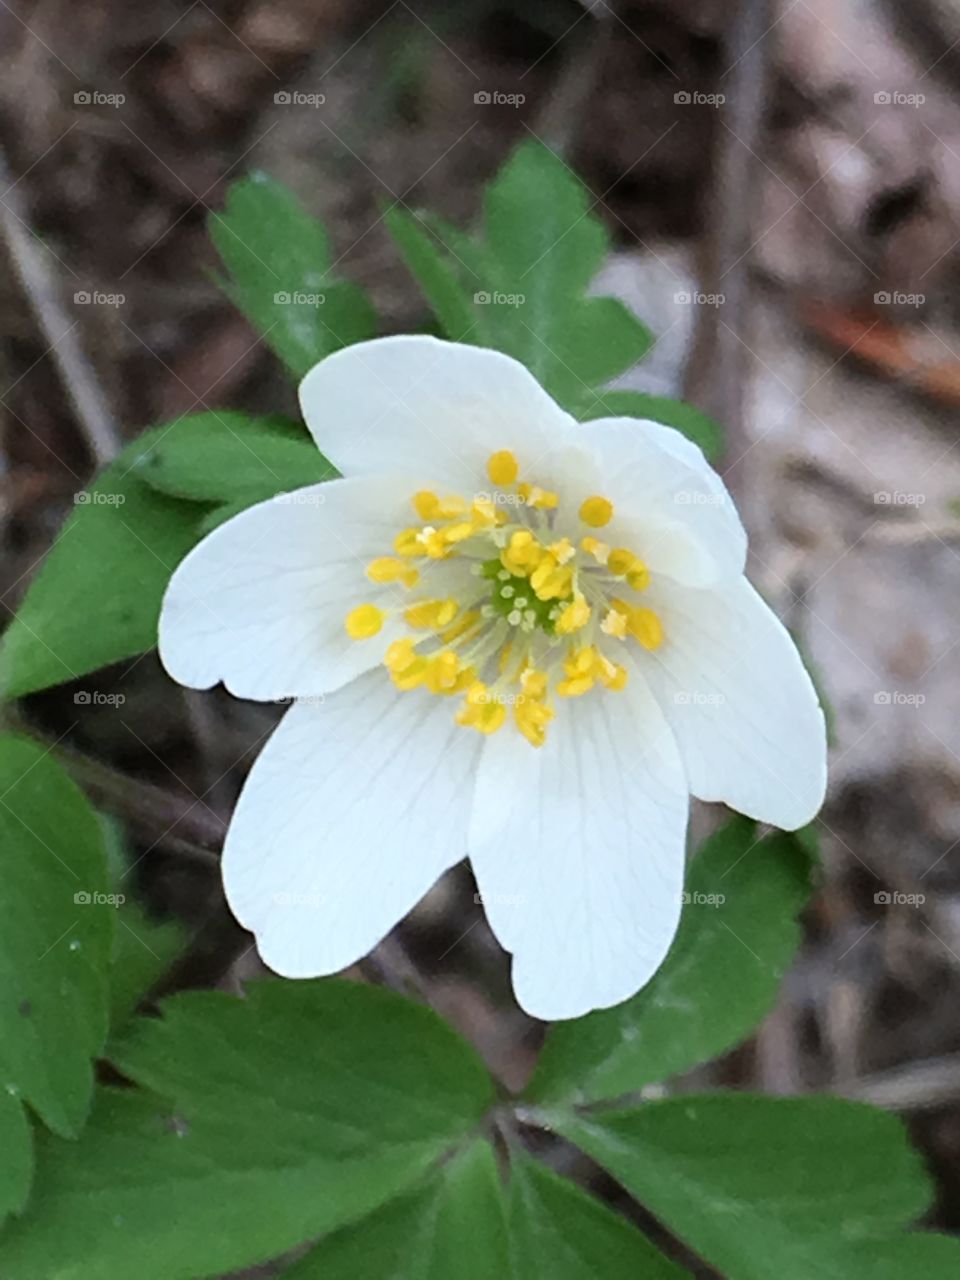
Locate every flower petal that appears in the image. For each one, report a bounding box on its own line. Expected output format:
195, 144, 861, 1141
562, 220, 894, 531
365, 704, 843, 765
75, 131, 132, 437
299, 335, 574, 492
159, 475, 440, 700
584, 416, 747, 587
468, 682, 689, 1021
642, 575, 827, 830
224, 673, 482, 976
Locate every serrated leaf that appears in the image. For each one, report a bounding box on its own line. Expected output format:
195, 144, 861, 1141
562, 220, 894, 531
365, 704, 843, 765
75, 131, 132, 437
555, 1095, 933, 1280
509, 1154, 689, 1279
0, 443, 207, 699
383, 208, 479, 342
210, 173, 376, 376
530, 819, 812, 1105
286, 1140, 509, 1279
386, 143, 652, 413
0, 980, 495, 1279
0, 736, 113, 1221
127, 411, 335, 506
580, 389, 724, 460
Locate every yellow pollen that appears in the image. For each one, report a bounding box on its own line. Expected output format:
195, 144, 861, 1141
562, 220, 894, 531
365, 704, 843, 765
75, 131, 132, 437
366, 557, 419, 588
519, 482, 559, 510
611, 600, 663, 651
412, 490, 441, 521
580, 495, 614, 527
487, 450, 519, 486
601, 607, 628, 639
580, 536, 610, 565
404, 599, 459, 630
626, 563, 650, 591
607, 548, 636, 577
548, 537, 576, 565
555, 596, 591, 636
515, 694, 554, 747
394, 527, 423, 557
345, 604, 384, 640
456, 682, 507, 735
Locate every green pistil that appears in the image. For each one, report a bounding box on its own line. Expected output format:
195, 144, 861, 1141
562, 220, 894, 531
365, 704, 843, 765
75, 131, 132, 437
479, 558, 567, 635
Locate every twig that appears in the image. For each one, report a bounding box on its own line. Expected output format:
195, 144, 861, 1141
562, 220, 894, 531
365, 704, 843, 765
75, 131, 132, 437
0, 147, 121, 468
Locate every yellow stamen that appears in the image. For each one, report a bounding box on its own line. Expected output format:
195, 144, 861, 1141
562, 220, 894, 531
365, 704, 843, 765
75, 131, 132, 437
601, 607, 628, 639
580, 536, 610, 565
456, 682, 507, 734
412, 491, 440, 521
366, 557, 419, 588
607, 548, 636, 577
345, 604, 384, 639
580, 495, 614, 527
555, 596, 591, 636
487, 450, 519, 486
625, 563, 650, 591
404, 599, 459, 630
549, 537, 576, 565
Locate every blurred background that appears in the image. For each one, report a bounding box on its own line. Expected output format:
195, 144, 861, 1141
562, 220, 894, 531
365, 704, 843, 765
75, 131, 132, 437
3, 0, 960, 1256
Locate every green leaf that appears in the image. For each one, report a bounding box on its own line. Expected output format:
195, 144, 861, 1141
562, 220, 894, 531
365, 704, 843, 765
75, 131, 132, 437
0, 980, 495, 1279
286, 1140, 509, 1279
530, 819, 813, 1105
0, 736, 113, 1219
210, 173, 377, 377
383, 207, 479, 342
509, 1154, 688, 1279
555, 1095, 933, 1280
385, 143, 652, 413
127, 411, 336, 506
108, 904, 186, 1030
0, 1088, 32, 1222
580, 389, 724, 461
0, 446, 207, 700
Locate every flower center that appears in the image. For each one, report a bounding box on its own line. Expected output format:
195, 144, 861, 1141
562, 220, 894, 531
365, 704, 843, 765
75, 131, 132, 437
343, 450, 664, 747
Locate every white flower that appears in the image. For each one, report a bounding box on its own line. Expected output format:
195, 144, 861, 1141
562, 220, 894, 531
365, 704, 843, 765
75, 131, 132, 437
159, 336, 826, 1021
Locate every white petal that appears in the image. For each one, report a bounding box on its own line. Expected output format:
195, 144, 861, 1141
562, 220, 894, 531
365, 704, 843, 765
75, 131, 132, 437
642, 575, 827, 829
224, 673, 482, 976
159, 474, 449, 701
298, 335, 574, 492
583, 416, 747, 587
468, 682, 689, 1021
